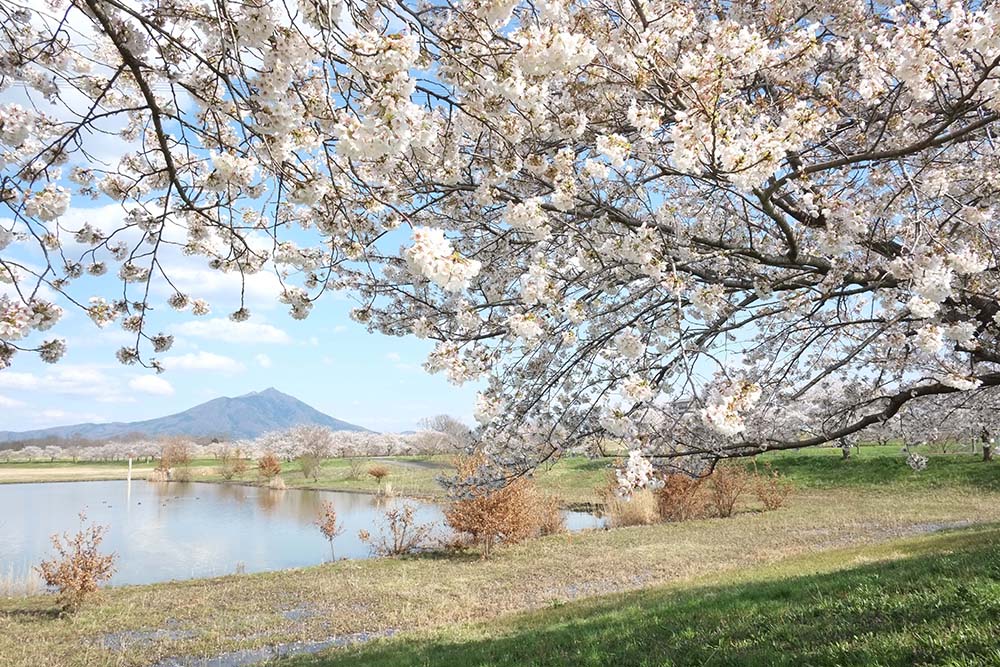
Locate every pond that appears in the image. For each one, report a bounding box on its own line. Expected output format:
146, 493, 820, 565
0, 480, 604, 587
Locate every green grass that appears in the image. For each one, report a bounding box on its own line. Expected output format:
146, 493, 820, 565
281, 525, 1000, 667
754, 445, 1000, 492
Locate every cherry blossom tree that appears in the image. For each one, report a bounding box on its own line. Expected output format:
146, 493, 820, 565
4, 0, 1000, 480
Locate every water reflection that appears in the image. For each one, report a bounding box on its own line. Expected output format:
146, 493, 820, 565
0, 481, 604, 586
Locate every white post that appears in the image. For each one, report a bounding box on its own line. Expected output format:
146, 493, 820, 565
128, 457, 133, 482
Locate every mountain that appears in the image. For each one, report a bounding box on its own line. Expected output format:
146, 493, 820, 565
0, 388, 370, 445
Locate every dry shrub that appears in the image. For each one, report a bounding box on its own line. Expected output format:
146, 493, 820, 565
708, 464, 752, 518
315, 501, 343, 560
35, 513, 116, 613
219, 447, 248, 480
753, 463, 793, 511
443, 455, 554, 558
344, 456, 365, 480
172, 466, 192, 483
367, 464, 390, 490
604, 489, 660, 527
257, 452, 282, 481
655, 473, 711, 522
534, 492, 566, 536
298, 453, 322, 481
267, 475, 286, 490
359, 503, 434, 556
157, 438, 191, 471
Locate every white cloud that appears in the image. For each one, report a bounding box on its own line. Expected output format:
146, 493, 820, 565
0, 365, 119, 398
0, 372, 39, 391
0, 394, 25, 409
158, 265, 284, 309
254, 353, 273, 369
163, 351, 246, 373
173, 318, 291, 344
128, 375, 175, 396
385, 352, 401, 362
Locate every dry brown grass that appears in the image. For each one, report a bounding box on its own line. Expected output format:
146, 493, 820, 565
534, 492, 566, 536
604, 489, 660, 527
0, 466, 151, 484
1, 487, 998, 667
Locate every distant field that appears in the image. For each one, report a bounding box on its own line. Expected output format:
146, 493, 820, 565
0, 445, 997, 503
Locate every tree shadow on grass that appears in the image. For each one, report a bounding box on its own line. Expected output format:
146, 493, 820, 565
0, 605, 61, 622
279, 526, 1000, 667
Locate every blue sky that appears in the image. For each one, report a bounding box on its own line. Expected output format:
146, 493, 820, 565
0, 201, 478, 433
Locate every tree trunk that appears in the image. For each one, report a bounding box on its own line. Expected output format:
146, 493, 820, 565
984, 444, 993, 462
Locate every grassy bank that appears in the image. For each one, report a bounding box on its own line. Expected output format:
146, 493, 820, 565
1, 483, 998, 667
284, 524, 1000, 667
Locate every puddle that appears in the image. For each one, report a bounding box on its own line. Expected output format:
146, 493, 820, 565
152, 629, 396, 667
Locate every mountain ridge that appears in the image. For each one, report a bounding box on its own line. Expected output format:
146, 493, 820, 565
0, 388, 370, 445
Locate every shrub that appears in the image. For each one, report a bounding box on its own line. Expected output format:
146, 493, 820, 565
298, 453, 322, 481
604, 489, 660, 527
267, 475, 286, 490
257, 452, 282, 481
708, 464, 752, 518
368, 464, 390, 490
344, 456, 365, 480
315, 501, 343, 560
156, 438, 191, 471
35, 513, 116, 613
655, 473, 711, 522
219, 447, 248, 480
753, 464, 793, 511
172, 466, 192, 483
444, 455, 553, 558
359, 503, 434, 556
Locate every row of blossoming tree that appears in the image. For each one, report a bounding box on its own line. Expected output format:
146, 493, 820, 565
3, 0, 1000, 489
0, 424, 468, 462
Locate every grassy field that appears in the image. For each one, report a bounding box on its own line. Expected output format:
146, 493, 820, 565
0, 447, 996, 666
2, 443, 995, 503
283, 524, 1000, 667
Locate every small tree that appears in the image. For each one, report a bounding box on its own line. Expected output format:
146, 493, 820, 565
157, 437, 192, 471
36, 513, 116, 613
298, 453, 323, 481
315, 501, 344, 561
257, 453, 282, 481
345, 456, 365, 480
367, 465, 390, 491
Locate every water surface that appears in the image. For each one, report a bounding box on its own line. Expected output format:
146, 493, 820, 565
0, 480, 602, 586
